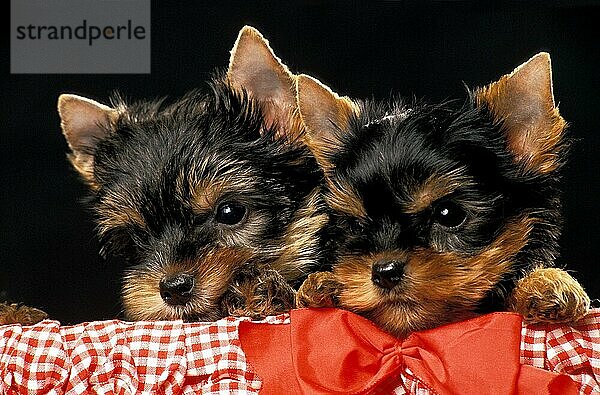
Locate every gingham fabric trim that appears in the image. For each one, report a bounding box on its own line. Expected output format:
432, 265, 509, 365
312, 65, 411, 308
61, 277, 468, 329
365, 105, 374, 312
392, 368, 437, 395
1, 310, 599, 394
0, 316, 266, 394
521, 309, 600, 395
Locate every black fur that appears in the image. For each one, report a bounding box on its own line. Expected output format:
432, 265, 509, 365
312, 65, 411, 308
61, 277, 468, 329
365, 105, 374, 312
85, 79, 326, 320
325, 95, 565, 311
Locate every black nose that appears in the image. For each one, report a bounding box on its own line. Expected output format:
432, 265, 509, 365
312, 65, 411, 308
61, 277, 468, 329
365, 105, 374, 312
160, 273, 194, 305
371, 260, 404, 290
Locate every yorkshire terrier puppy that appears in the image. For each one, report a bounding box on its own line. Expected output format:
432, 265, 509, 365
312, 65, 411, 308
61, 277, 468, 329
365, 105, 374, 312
296, 53, 590, 337
58, 27, 327, 321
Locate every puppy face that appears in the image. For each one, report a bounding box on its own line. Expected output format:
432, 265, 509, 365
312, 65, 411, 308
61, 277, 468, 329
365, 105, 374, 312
298, 53, 566, 337
59, 27, 325, 321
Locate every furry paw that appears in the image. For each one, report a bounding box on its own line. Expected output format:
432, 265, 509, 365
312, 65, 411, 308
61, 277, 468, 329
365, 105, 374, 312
296, 271, 341, 308
0, 302, 48, 325
221, 265, 296, 319
509, 267, 590, 324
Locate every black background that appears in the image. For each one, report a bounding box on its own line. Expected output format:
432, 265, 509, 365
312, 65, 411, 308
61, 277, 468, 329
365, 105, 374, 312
3, 2, 599, 324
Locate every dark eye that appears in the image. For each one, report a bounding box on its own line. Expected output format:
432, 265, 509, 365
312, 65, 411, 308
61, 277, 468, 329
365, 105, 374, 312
348, 217, 364, 233
433, 201, 466, 228
215, 202, 247, 225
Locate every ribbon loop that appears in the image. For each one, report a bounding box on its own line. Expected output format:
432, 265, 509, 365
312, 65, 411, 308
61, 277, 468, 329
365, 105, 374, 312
239, 308, 579, 394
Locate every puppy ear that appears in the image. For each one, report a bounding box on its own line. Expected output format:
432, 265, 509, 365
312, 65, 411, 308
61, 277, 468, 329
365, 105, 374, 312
296, 74, 358, 171
476, 52, 566, 174
58, 94, 117, 186
227, 26, 299, 139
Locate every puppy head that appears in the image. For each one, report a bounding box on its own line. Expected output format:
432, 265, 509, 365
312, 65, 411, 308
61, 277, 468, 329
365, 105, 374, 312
297, 53, 566, 337
58, 26, 323, 321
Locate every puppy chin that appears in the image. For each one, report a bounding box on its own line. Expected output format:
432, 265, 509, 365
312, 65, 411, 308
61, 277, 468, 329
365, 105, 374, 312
123, 299, 225, 323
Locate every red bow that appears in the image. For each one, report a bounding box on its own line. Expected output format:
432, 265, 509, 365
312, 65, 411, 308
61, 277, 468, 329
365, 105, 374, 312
239, 308, 578, 394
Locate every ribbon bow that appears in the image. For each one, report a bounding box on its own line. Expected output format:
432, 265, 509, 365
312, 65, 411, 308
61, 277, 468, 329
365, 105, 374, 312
239, 308, 578, 394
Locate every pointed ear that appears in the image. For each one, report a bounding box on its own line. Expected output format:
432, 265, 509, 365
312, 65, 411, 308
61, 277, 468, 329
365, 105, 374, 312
296, 74, 358, 171
476, 52, 566, 174
58, 94, 117, 185
227, 26, 299, 138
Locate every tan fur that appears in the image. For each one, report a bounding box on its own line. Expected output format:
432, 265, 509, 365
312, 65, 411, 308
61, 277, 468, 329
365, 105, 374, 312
97, 193, 146, 234
509, 267, 590, 324
188, 179, 229, 214
121, 247, 253, 321
58, 94, 118, 189
296, 53, 587, 337
296, 271, 341, 308
325, 179, 367, 219
404, 168, 473, 214
222, 266, 295, 319
0, 302, 48, 325
296, 74, 359, 171
221, 187, 328, 319
272, 188, 328, 281
300, 216, 536, 337
343, 216, 535, 337
475, 53, 567, 174
66, 155, 100, 190
58, 26, 327, 323
227, 26, 303, 141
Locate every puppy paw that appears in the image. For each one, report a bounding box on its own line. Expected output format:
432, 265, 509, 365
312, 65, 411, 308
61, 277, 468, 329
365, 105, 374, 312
0, 302, 48, 325
296, 272, 341, 308
222, 266, 296, 319
509, 267, 590, 324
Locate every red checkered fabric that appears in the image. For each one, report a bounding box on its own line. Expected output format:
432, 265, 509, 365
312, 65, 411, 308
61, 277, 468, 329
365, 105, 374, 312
0, 316, 273, 394
521, 309, 600, 395
1, 310, 599, 394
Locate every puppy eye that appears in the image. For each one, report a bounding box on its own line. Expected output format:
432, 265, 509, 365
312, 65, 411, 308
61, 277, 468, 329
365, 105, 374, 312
348, 218, 364, 233
433, 201, 466, 228
215, 202, 246, 225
